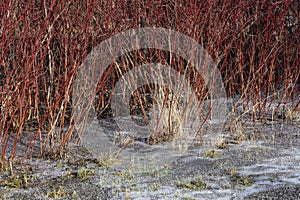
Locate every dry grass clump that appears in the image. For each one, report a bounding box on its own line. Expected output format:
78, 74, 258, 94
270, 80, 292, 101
147, 85, 182, 144
279, 105, 300, 122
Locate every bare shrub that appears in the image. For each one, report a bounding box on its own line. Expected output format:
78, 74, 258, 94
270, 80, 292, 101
0, 0, 298, 165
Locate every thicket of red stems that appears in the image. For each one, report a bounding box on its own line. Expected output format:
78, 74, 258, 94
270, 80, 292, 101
0, 0, 299, 164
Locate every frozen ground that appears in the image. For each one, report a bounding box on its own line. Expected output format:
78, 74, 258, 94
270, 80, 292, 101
0, 113, 299, 199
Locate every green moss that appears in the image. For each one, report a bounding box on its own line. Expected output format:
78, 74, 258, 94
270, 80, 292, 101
77, 167, 95, 181
113, 170, 134, 180
0, 174, 33, 188
177, 177, 207, 190
230, 174, 255, 186
204, 149, 220, 158
96, 155, 119, 167
47, 186, 66, 199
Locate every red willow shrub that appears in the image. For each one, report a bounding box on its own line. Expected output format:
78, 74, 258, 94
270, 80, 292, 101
0, 0, 298, 164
